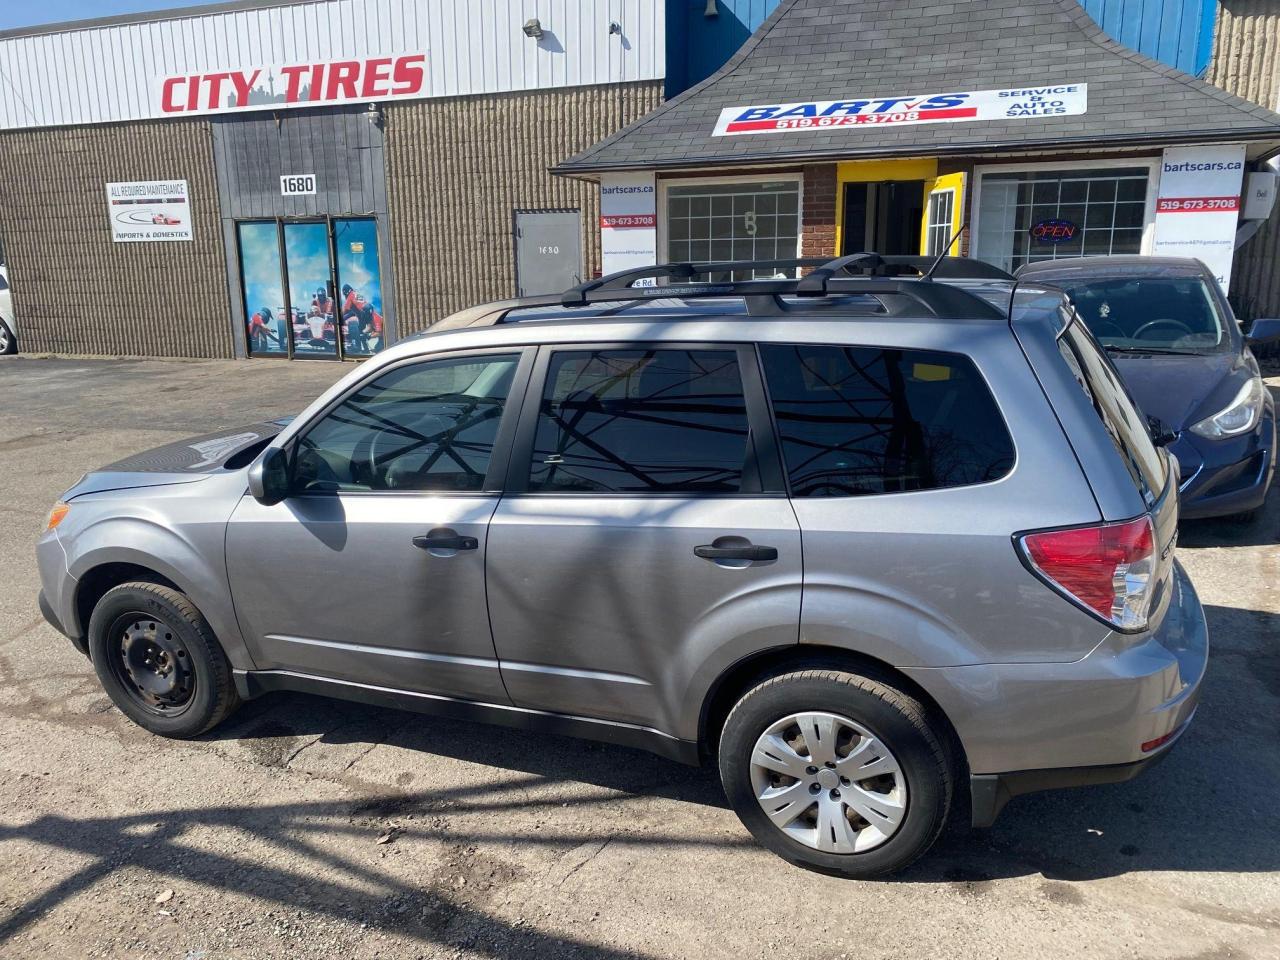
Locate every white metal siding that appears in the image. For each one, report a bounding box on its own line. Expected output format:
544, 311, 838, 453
0, 0, 664, 130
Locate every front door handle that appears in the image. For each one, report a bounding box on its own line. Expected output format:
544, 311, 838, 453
694, 543, 778, 562
412, 532, 478, 551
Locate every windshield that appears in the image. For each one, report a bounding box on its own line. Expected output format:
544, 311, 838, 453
1053, 276, 1227, 354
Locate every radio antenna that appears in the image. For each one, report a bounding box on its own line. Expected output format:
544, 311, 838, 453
922, 224, 968, 281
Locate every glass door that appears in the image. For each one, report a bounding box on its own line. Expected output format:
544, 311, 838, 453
332, 218, 385, 358
284, 221, 339, 359
238, 221, 289, 358
237, 216, 388, 360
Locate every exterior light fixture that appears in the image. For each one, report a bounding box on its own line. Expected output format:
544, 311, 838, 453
704, 0, 718, 16
522, 18, 544, 39
608, 21, 622, 35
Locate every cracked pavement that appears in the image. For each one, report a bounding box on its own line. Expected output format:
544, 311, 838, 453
0, 356, 1278, 959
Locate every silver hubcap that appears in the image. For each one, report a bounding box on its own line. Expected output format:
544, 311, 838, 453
0, 325, 9, 351
749, 711, 907, 854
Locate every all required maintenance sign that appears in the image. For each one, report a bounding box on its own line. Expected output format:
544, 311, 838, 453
712, 85, 1087, 136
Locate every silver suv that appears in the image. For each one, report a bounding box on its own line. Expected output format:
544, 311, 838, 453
36, 255, 1207, 876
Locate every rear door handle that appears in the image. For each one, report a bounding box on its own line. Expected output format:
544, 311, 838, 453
694, 544, 778, 562
412, 533, 478, 551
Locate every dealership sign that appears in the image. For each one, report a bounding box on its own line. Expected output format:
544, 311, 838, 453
105, 180, 193, 243
712, 84, 1087, 137
157, 54, 426, 117
600, 173, 657, 285
1151, 144, 1245, 289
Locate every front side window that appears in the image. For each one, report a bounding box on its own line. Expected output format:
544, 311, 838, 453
666, 180, 801, 281
760, 344, 1015, 498
293, 354, 520, 493
1053, 276, 1227, 354
975, 167, 1149, 273
528, 349, 754, 494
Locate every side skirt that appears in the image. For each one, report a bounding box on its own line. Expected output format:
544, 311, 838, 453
233, 669, 701, 766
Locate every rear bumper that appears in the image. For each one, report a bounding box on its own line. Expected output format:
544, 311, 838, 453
904, 561, 1207, 824
969, 715, 1189, 828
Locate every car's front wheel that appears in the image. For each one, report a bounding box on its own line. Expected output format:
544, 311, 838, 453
718, 668, 953, 877
0, 320, 15, 355
88, 582, 240, 738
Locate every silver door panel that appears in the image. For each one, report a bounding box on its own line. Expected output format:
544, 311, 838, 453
226, 493, 507, 702
486, 495, 802, 737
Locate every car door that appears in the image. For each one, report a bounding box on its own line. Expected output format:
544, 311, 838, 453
486, 343, 803, 740
226, 347, 532, 703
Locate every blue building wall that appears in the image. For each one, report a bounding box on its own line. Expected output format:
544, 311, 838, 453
665, 0, 1219, 97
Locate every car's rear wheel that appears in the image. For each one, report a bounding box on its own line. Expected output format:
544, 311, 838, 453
0, 320, 15, 355
718, 668, 953, 877
88, 582, 240, 738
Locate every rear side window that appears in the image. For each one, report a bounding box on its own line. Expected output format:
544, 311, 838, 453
528, 349, 755, 494
1058, 320, 1166, 502
760, 343, 1015, 498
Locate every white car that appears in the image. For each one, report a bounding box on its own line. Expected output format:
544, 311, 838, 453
0, 266, 15, 355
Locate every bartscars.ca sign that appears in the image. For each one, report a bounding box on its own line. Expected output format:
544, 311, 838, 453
157, 54, 426, 117
712, 85, 1087, 137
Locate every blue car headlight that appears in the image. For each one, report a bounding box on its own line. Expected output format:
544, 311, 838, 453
1188, 377, 1266, 439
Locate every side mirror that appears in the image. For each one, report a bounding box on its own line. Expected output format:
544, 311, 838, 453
1246, 317, 1280, 345
1147, 415, 1178, 448
247, 446, 290, 505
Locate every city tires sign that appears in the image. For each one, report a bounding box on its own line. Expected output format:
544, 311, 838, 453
157, 54, 426, 118
712, 85, 1087, 136
105, 180, 193, 243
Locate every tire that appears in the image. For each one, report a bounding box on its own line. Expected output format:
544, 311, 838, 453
87, 582, 240, 738
1225, 507, 1259, 525
0, 320, 14, 355
718, 668, 953, 878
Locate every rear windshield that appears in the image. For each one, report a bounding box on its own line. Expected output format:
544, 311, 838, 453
1057, 318, 1167, 503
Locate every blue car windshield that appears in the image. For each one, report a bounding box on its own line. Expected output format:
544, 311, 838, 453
1055, 276, 1227, 354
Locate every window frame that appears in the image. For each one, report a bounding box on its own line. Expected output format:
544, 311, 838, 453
503, 341, 788, 498
283, 345, 537, 499
755, 340, 1019, 500
925, 188, 956, 256
657, 173, 804, 278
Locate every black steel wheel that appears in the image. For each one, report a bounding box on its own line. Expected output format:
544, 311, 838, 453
107, 614, 197, 717
88, 582, 240, 738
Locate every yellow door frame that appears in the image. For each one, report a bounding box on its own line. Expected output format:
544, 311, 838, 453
920, 171, 967, 256
833, 158, 938, 255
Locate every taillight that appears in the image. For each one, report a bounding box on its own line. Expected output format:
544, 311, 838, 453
1017, 515, 1156, 632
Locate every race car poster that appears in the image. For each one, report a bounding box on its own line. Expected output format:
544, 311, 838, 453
105, 180, 194, 242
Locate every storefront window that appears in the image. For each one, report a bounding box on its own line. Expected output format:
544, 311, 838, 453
666, 179, 801, 280
974, 167, 1149, 273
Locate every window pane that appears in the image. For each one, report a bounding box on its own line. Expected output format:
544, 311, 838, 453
334, 218, 387, 358
238, 222, 288, 357
294, 354, 520, 493
528, 349, 752, 494
665, 180, 801, 278
761, 344, 1015, 498
284, 222, 337, 358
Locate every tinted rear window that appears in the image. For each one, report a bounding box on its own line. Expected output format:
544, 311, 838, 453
1057, 319, 1167, 502
760, 344, 1015, 498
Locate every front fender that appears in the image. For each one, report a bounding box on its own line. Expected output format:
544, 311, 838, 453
57, 479, 254, 671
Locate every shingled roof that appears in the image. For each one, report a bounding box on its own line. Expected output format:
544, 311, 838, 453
556, 0, 1280, 175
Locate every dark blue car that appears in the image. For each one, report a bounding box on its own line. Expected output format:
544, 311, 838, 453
1017, 256, 1278, 522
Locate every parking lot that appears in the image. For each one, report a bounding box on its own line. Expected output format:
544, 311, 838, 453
1, 355, 1277, 960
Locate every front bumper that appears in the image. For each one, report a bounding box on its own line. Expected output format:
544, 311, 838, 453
904, 562, 1208, 826
1174, 409, 1275, 519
